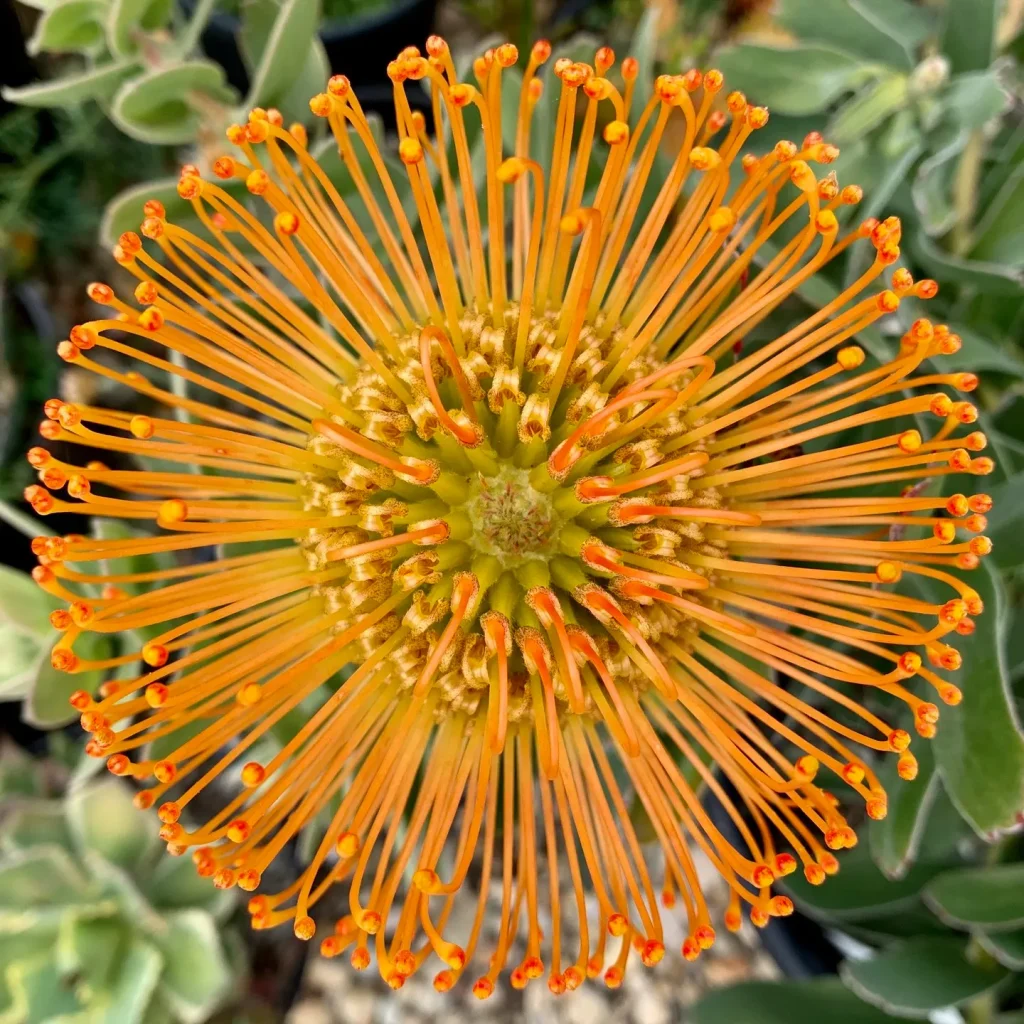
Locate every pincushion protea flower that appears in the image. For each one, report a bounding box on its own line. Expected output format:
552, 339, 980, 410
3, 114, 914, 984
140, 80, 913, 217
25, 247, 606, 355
26, 36, 994, 996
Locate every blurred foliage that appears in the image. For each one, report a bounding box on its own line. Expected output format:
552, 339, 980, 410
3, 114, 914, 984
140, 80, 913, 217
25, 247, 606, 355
2, 0, 330, 244
0, 745, 246, 1024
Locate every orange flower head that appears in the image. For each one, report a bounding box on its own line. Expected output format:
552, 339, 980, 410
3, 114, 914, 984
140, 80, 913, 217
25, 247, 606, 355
31, 39, 989, 995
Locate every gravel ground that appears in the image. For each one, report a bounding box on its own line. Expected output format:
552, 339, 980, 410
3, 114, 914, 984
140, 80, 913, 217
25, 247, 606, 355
284, 848, 779, 1024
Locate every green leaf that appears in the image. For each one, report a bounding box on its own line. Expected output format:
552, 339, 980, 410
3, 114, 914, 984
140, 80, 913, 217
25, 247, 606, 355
868, 736, 938, 880
939, 324, 1024, 378
25, 628, 111, 728
273, 38, 329, 124
912, 126, 969, 237
111, 60, 238, 145
153, 910, 233, 1023
0, 744, 45, 799
625, 6, 658, 116
66, 780, 158, 873
56, 911, 125, 994
972, 158, 1024, 267
106, 0, 172, 56
1, 60, 138, 108
692, 977, 901, 1023
828, 74, 909, 146
941, 0, 997, 74
0, 569, 59, 701
244, 0, 320, 109
27, 0, 108, 54
711, 42, 882, 116
782, 840, 947, 922
920, 561, 1024, 836
98, 938, 162, 1024
99, 176, 247, 248
776, 0, 932, 70
840, 937, 1009, 1018
2, 800, 72, 853
0, 956, 83, 1023
924, 864, 1024, 931
142, 855, 235, 920
985, 471, 1024, 571
0, 846, 93, 908
944, 68, 1011, 129
978, 928, 1024, 970
911, 229, 1024, 295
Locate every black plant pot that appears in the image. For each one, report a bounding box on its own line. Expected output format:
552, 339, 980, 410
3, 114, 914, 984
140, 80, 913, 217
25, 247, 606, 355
188, 0, 437, 130
703, 785, 844, 979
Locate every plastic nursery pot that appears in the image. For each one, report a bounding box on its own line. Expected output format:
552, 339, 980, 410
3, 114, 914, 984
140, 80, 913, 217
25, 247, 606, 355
703, 784, 844, 980
182, 0, 438, 129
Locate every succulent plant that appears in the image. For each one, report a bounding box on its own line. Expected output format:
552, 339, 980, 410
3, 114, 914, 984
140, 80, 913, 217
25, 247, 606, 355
2, 0, 329, 247
0, 747, 242, 1024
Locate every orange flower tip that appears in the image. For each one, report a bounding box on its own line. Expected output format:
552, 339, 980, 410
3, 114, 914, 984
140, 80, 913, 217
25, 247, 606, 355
917, 702, 940, 725
681, 938, 701, 962
774, 853, 798, 877
274, 211, 300, 235
509, 967, 528, 990
841, 762, 866, 785
751, 864, 775, 888
293, 916, 316, 941
159, 499, 189, 524
897, 754, 919, 781
145, 682, 169, 707
971, 457, 994, 476
212, 156, 235, 180
177, 175, 202, 200
815, 209, 838, 234
750, 908, 770, 929
133, 282, 158, 306
841, 184, 863, 204
603, 966, 624, 988
607, 912, 629, 936
227, 819, 251, 843
398, 137, 424, 165
32, 564, 55, 585
320, 936, 343, 958
898, 429, 922, 454
522, 955, 544, 979
129, 415, 155, 439
472, 978, 494, 1000
157, 801, 181, 824
288, 122, 307, 146
69, 689, 92, 711
836, 345, 864, 370
897, 651, 922, 677
412, 867, 439, 892
804, 863, 826, 886
708, 207, 735, 233
444, 945, 467, 971
641, 939, 666, 966
433, 970, 455, 993
770, 896, 794, 918
724, 907, 742, 932
820, 853, 840, 876
52, 648, 78, 672
866, 797, 888, 821
562, 966, 584, 991
559, 211, 586, 235
335, 831, 361, 859
246, 170, 270, 195
888, 728, 911, 753
940, 599, 967, 625
689, 147, 721, 171
236, 682, 262, 706
661, 889, 676, 909
497, 157, 526, 184
916, 278, 939, 299
546, 973, 567, 995
57, 340, 81, 363
359, 910, 381, 934
393, 950, 417, 976
106, 754, 130, 776
153, 760, 177, 784
495, 42, 518, 67
877, 290, 900, 312
133, 790, 155, 810
241, 762, 266, 787
142, 643, 169, 668
350, 947, 371, 970
247, 894, 270, 916
309, 93, 332, 117
940, 684, 963, 706
159, 821, 183, 842
603, 119, 629, 145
